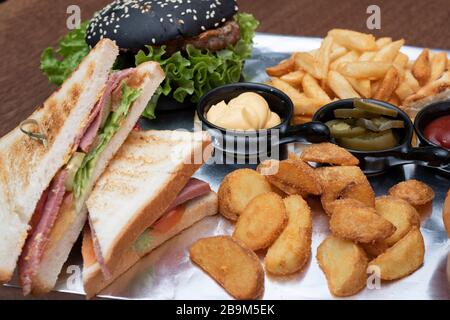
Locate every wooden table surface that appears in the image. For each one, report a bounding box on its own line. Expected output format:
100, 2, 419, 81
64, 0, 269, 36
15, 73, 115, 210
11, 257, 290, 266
0, 0, 448, 299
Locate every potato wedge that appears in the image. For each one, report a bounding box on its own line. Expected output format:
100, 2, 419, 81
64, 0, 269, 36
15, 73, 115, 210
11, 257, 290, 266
330, 199, 395, 243
443, 190, 450, 238
300, 142, 359, 166
233, 192, 287, 251
189, 236, 264, 300
257, 159, 322, 197
315, 166, 375, 215
266, 57, 295, 77
388, 179, 435, 206
265, 195, 312, 275
369, 227, 425, 280
412, 48, 431, 86
328, 29, 377, 52
218, 169, 272, 221
317, 235, 368, 297
362, 196, 421, 257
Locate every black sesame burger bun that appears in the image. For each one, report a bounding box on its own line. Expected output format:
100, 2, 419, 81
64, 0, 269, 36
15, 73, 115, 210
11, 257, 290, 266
86, 0, 239, 51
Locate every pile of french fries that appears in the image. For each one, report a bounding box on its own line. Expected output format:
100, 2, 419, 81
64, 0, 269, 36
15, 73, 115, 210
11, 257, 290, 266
266, 29, 450, 123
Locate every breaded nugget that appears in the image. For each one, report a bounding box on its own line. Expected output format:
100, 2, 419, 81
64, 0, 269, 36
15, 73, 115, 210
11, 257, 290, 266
388, 179, 435, 206
190, 236, 265, 300
233, 192, 288, 251
315, 166, 375, 215
218, 169, 272, 221
329, 199, 395, 243
317, 236, 368, 297
369, 227, 425, 280
265, 195, 312, 275
362, 196, 421, 257
257, 159, 322, 197
300, 142, 359, 166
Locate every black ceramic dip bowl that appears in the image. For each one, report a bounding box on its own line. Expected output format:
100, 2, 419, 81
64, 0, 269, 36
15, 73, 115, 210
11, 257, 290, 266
313, 98, 450, 175
197, 82, 330, 162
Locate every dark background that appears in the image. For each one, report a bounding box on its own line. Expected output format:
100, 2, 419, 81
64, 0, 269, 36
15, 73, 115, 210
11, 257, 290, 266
0, 0, 449, 136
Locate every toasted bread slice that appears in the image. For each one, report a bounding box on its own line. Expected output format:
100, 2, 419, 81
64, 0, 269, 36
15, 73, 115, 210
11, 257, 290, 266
83, 191, 218, 298
0, 39, 119, 283
85, 130, 211, 282
30, 62, 165, 294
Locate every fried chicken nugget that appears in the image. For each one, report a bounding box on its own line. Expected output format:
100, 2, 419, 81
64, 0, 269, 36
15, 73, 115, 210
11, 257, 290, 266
265, 195, 312, 275
218, 169, 272, 221
317, 236, 368, 297
189, 236, 264, 300
444, 190, 450, 238
388, 179, 435, 206
368, 227, 425, 280
315, 166, 375, 215
233, 192, 288, 251
257, 159, 322, 197
362, 196, 421, 257
300, 142, 359, 166
329, 199, 395, 243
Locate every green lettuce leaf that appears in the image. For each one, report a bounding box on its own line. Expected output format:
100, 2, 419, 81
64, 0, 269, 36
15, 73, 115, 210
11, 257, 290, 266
40, 22, 90, 86
39, 13, 259, 119
73, 84, 141, 199
135, 13, 259, 118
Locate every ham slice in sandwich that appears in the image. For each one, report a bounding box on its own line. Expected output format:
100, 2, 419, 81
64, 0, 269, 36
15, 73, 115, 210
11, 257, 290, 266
0, 38, 165, 296
82, 130, 216, 298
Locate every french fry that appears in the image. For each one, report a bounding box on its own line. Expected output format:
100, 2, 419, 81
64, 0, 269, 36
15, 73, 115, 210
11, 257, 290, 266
280, 70, 305, 88
373, 39, 405, 63
359, 51, 376, 62
338, 61, 392, 80
388, 94, 400, 106
375, 37, 392, 49
316, 36, 334, 79
328, 70, 361, 99
328, 29, 377, 51
330, 43, 348, 62
292, 115, 312, 125
373, 67, 400, 101
270, 78, 327, 115
429, 52, 448, 82
395, 81, 415, 101
302, 73, 331, 101
266, 57, 296, 77
412, 48, 431, 86
371, 80, 381, 97
404, 70, 421, 92
393, 52, 409, 79
330, 51, 360, 70
294, 52, 322, 79
346, 77, 371, 98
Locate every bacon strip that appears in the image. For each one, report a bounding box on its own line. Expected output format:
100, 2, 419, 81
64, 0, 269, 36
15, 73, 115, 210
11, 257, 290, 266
165, 178, 211, 213
78, 68, 135, 153
19, 170, 68, 295
88, 179, 211, 275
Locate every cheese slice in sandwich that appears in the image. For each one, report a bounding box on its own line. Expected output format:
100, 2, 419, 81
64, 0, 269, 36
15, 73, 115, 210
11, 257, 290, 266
0, 39, 165, 295
82, 130, 214, 298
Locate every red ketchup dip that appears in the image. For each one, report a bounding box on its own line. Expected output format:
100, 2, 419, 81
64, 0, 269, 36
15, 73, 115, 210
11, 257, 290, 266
423, 115, 450, 149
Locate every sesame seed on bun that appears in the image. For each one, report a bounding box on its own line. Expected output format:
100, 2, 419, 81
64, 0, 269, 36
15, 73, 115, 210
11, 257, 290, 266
86, 0, 239, 51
